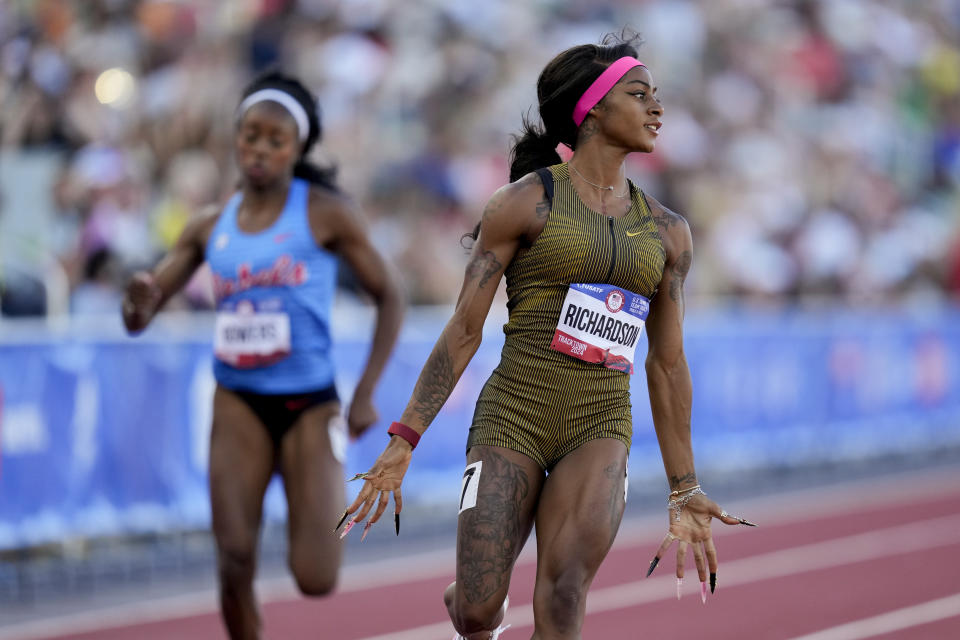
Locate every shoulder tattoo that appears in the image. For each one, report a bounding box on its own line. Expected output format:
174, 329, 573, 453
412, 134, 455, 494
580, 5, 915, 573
653, 207, 683, 230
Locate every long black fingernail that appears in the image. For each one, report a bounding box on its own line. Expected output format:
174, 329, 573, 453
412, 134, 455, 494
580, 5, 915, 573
738, 517, 758, 527
395, 513, 400, 536
646, 556, 659, 577
710, 572, 716, 593
334, 510, 348, 532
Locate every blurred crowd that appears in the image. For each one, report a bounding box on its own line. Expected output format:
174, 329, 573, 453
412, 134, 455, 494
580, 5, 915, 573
1, 0, 960, 316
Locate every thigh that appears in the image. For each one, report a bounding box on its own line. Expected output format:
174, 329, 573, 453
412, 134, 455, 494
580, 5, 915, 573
455, 445, 545, 606
209, 386, 276, 553
279, 400, 345, 567
535, 438, 629, 579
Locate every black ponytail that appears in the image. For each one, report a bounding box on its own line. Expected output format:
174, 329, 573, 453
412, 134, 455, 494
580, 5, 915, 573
508, 112, 562, 182
239, 71, 339, 192
292, 159, 338, 191
463, 113, 561, 245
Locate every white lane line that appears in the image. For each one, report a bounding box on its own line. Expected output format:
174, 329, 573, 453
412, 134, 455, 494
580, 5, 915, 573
3, 469, 959, 640
787, 593, 960, 640
0, 548, 454, 640
358, 513, 960, 640
0, 592, 220, 640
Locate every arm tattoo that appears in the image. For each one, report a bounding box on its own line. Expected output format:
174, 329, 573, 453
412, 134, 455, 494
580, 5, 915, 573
668, 250, 692, 303
465, 248, 502, 289
480, 195, 503, 223
669, 472, 697, 491
517, 171, 550, 220
412, 339, 456, 424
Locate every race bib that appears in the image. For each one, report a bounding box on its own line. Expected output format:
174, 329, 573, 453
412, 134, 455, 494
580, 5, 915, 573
550, 283, 649, 374
214, 299, 291, 369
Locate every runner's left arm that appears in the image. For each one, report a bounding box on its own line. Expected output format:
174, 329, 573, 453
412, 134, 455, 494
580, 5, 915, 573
644, 204, 696, 495
323, 197, 404, 438
643, 197, 746, 591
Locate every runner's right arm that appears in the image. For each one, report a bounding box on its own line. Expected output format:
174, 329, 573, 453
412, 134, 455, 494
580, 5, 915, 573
122, 206, 219, 334
343, 174, 547, 524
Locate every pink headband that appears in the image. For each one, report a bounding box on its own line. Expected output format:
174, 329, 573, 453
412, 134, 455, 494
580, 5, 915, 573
572, 57, 646, 126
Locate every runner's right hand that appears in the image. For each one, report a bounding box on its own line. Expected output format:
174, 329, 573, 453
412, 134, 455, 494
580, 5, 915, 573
341, 435, 413, 536
123, 272, 162, 333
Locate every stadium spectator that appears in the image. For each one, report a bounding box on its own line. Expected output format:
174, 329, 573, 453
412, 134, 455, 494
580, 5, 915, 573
0, 0, 957, 310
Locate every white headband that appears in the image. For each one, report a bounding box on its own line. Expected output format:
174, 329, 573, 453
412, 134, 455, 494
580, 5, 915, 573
237, 88, 310, 142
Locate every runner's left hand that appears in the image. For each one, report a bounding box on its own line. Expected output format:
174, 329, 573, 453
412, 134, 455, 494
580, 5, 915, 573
646, 493, 756, 598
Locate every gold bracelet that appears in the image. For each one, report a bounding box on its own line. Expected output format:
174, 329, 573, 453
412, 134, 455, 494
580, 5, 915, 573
668, 483, 701, 498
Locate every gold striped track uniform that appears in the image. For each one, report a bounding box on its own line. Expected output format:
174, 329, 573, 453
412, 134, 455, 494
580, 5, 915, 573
468, 163, 666, 469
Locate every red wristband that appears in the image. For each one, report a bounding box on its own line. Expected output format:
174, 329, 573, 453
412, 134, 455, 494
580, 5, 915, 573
388, 421, 421, 449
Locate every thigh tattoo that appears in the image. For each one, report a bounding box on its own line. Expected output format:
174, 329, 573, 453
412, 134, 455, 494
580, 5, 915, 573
458, 451, 531, 603
603, 462, 627, 548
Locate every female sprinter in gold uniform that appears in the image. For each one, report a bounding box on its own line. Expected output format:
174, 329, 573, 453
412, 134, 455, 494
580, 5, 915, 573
343, 35, 754, 639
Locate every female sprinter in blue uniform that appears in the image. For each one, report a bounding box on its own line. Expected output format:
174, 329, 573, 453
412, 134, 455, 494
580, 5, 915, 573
122, 72, 403, 639
342, 35, 754, 639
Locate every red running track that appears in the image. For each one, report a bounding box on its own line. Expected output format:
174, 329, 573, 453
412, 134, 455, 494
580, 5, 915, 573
3, 468, 959, 640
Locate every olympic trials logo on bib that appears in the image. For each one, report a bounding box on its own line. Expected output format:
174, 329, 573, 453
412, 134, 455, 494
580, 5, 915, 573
605, 289, 625, 313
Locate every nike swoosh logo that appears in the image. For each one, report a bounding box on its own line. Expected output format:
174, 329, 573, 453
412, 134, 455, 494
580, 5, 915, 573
625, 230, 645, 237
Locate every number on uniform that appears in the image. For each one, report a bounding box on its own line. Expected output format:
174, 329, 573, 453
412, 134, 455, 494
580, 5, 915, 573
459, 461, 482, 514
624, 463, 629, 503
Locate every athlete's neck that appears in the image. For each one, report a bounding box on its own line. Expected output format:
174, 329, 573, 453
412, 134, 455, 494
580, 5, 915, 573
241, 176, 292, 213
568, 144, 629, 192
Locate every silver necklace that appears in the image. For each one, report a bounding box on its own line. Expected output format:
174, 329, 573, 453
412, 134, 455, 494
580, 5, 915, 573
570, 163, 630, 199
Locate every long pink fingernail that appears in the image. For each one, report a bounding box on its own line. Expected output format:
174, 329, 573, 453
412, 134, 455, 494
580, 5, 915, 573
676, 578, 683, 600
701, 581, 707, 604
339, 519, 356, 539
360, 522, 373, 542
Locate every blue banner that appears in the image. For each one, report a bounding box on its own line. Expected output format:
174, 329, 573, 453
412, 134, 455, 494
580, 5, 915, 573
2, 307, 959, 548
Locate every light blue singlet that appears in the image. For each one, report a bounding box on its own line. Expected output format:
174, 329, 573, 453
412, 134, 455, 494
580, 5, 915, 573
205, 178, 338, 394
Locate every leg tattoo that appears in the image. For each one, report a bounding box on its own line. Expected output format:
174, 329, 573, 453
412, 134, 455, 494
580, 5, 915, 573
603, 462, 625, 548
458, 451, 531, 604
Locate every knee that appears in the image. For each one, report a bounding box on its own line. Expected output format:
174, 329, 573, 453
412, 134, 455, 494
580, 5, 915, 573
292, 570, 338, 597
443, 581, 457, 609
289, 553, 338, 597
449, 592, 504, 635
217, 545, 256, 590
547, 580, 583, 632
538, 570, 589, 633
